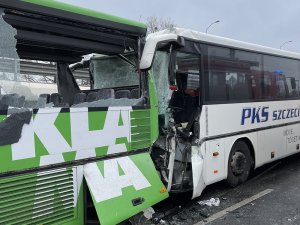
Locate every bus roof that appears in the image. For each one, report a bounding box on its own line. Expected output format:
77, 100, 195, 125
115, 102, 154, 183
0, 0, 147, 36
151, 27, 300, 59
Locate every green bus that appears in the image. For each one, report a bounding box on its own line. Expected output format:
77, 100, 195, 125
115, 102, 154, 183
0, 1, 168, 224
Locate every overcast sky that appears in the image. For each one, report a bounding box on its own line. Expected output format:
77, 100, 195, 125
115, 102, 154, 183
58, 0, 300, 52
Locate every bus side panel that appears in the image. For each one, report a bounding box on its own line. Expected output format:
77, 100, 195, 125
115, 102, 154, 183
84, 152, 168, 225
201, 100, 300, 174
202, 101, 300, 140
203, 139, 225, 185
256, 128, 286, 167
286, 123, 300, 155
203, 134, 257, 186
0, 107, 154, 174
0, 166, 84, 225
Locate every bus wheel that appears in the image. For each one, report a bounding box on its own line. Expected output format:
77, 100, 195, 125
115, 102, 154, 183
227, 141, 252, 187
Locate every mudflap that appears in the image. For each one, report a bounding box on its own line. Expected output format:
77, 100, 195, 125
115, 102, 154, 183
191, 146, 206, 199
84, 152, 168, 225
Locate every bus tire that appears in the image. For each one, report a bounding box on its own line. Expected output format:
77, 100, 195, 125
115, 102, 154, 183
227, 141, 252, 187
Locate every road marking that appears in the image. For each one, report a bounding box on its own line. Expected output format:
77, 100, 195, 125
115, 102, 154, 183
194, 188, 274, 225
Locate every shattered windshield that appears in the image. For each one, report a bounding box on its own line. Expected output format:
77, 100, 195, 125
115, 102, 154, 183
90, 54, 139, 89
152, 51, 172, 115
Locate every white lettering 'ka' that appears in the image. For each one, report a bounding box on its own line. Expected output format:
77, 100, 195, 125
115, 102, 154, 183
84, 156, 151, 202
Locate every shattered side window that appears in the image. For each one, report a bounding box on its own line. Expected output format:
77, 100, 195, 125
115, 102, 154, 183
0, 9, 32, 146
91, 54, 139, 89
0, 9, 57, 109
0, 8, 20, 80
152, 51, 172, 115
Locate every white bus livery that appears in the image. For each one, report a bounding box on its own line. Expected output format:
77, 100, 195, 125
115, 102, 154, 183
141, 28, 300, 198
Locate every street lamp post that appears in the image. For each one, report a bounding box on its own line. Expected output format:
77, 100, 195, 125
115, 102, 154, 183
206, 20, 220, 34
280, 40, 292, 49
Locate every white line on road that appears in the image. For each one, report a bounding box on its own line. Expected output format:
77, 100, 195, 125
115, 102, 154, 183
194, 188, 274, 225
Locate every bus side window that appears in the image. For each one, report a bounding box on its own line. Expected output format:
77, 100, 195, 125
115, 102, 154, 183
209, 72, 227, 101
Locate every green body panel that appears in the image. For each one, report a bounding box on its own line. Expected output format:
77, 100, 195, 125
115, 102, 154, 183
130, 110, 151, 150
22, 0, 146, 29
0, 167, 84, 225
88, 153, 168, 225
0, 108, 153, 174
0, 106, 165, 224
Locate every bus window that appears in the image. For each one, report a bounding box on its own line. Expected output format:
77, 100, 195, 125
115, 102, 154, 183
207, 46, 261, 102
170, 51, 200, 124
263, 55, 300, 99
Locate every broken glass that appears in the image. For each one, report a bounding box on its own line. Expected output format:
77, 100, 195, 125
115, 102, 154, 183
0, 10, 58, 109
152, 51, 172, 116
0, 8, 20, 81
91, 54, 139, 89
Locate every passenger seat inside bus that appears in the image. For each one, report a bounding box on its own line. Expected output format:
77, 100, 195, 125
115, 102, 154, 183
50, 93, 69, 107
86, 92, 99, 102
98, 89, 115, 99
73, 93, 86, 104
1, 94, 25, 109
130, 88, 139, 99
37, 94, 50, 108
115, 90, 130, 99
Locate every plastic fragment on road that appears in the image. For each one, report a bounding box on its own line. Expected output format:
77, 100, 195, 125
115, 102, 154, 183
198, 197, 220, 207
143, 207, 155, 220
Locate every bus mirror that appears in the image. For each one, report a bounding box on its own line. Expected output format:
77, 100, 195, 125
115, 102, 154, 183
177, 36, 185, 47
291, 77, 296, 90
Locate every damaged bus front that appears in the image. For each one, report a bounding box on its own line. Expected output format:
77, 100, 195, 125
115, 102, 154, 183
0, 1, 167, 225
140, 30, 206, 199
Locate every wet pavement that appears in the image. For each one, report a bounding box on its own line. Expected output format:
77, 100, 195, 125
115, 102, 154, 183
155, 153, 300, 225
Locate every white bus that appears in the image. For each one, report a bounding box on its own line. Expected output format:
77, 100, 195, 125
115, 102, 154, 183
140, 28, 300, 198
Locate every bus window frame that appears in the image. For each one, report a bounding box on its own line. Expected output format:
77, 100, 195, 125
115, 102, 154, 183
168, 39, 203, 107
199, 42, 300, 105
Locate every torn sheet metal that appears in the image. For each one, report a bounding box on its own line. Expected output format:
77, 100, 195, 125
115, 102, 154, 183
167, 136, 176, 191
84, 153, 168, 225
191, 146, 206, 199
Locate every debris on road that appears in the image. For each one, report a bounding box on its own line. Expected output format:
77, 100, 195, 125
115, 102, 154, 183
198, 197, 220, 207
143, 207, 155, 220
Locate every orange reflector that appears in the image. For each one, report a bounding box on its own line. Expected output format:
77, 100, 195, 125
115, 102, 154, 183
213, 152, 219, 157
214, 170, 218, 174
160, 188, 167, 193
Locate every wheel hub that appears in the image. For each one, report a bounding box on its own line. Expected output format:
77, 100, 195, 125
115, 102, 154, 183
231, 151, 246, 176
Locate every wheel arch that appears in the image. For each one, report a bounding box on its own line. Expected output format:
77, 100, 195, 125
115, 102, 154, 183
234, 137, 256, 169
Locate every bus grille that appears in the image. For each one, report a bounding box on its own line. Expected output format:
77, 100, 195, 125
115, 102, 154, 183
0, 168, 75, 225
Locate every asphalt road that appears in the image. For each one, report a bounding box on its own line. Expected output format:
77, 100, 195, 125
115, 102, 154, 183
156, 152, 300, 225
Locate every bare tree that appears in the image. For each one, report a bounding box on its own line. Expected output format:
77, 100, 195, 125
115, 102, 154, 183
146, 16, 176, 34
